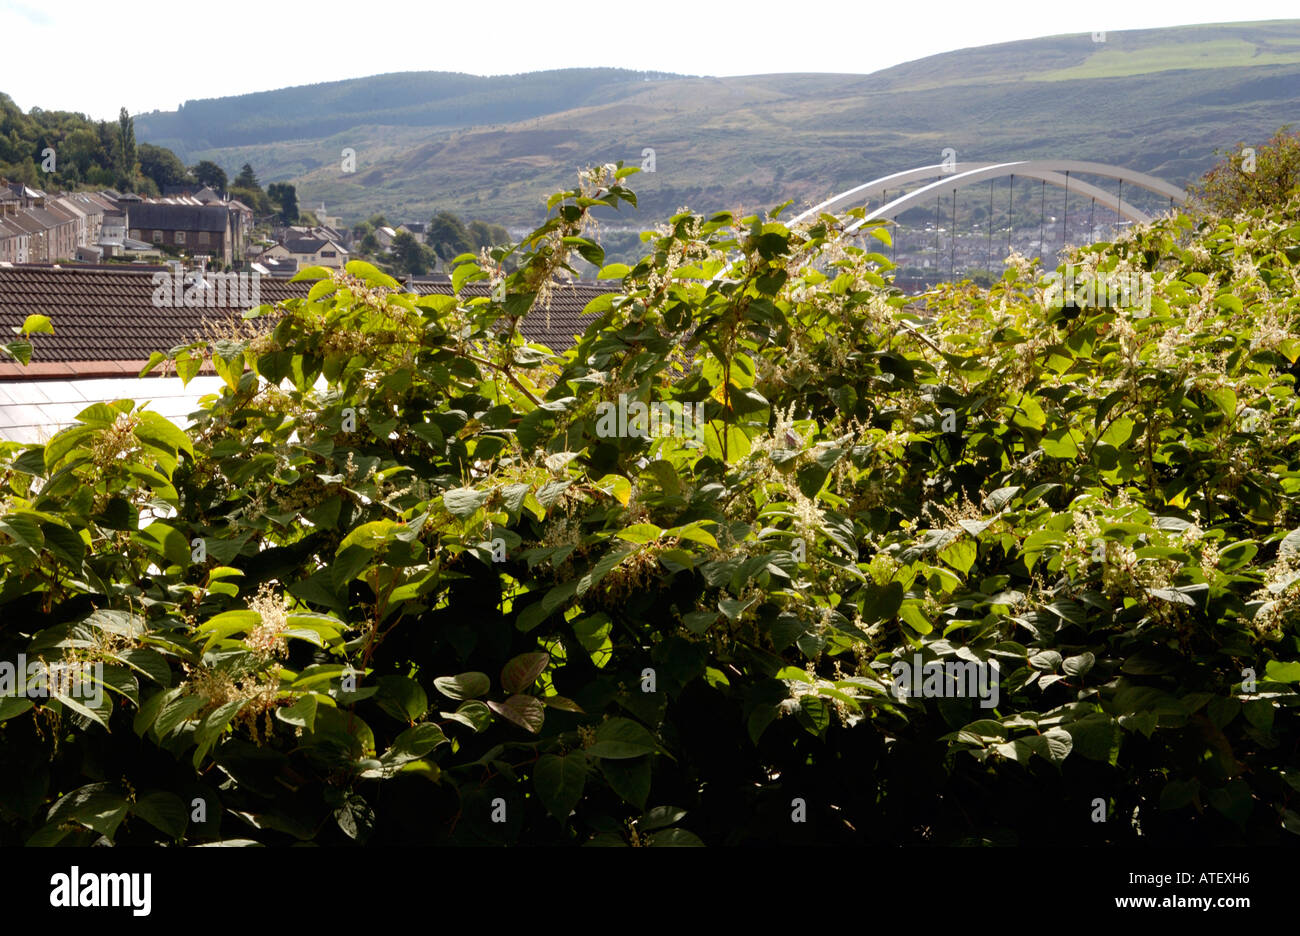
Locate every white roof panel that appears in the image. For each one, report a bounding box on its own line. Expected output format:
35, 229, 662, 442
0, 376, 225, 444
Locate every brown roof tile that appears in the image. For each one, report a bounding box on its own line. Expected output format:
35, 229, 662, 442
0, 265, 617, 376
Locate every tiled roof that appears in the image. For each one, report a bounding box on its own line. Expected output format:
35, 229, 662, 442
0, 265, 619, 376
17, 207, 69, 229
4, 212, 47, 235
283, 237, 330, 253
126, 203, 229, 233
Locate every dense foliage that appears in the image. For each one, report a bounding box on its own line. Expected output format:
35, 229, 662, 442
2, 163, 1299, 846
1191, 126, 1300, 218
0, 95, 185, 195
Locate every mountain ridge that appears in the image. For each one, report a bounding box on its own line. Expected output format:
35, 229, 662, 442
129, 19, 1300, 226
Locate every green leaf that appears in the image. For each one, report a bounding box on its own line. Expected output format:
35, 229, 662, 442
0, 697, 34, 721
344, 259, 400, 289
615, 523, 663, 544
441, 700, 492, 733
1278, 528, 1300, 562
648, 828, 705, 846
1204, 387, 1237, 418
0, 513, 44, 552
275, 694, 319, 731
443, 487, 489, 519
586, 717, 657, 759
1100, 416, 1135, 447
375, 675, 429, 722
433, 671, 490, 700
487, 694, 545, 733
898, 601, 932, 635
501, 652, 549, 694
131, 792, 188, 839
134, 410, 194, 459
601, 756, 651, 809
20, 313, 54, 335
136, 521, 190, 567
1264, 660, 1300, 683
1041, 428, 1079, 458
154, 694, 207, 737
2, 340, 32, 364
45, 784, 129, 840
938, 538, 976, 575
534, 752, 587, 823
1011, 394, 1046, 430
390, 723, 448, 758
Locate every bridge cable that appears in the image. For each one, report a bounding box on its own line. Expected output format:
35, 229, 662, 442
987, 179, 993, 281
1089, 196, 1095, 243
1038, 179, 1046, 262
935, 192, 941, 279
1062, 171, 1069, 252
950, 188, 957, 283
1007, 174, 1014, 262
888, 191, 897, 268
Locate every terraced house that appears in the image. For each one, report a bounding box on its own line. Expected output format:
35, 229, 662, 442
125, 201, 239, 267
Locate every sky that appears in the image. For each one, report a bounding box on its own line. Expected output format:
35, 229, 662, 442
2, 0, 1297, 120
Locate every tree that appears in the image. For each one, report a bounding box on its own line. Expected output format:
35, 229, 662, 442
191, 160, 227, 193
115, 107, 136, 190
390, 229, 432, 275
1191, 125, 1300, 215
229, 184, 271, 216
138, 143, 191, 192
468, 219, 509, 250
234, 162, 260, 190
427, 210, 473, 264
267, 182, 299, 223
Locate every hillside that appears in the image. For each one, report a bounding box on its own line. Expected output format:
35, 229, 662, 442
131, 19, 1300, 227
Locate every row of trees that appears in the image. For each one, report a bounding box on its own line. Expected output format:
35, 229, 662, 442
351, 210, 510, 274
0, 94, 304, 226
0, 96, 153, 193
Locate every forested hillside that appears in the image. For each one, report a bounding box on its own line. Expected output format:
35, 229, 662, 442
128, 20, 1300, 225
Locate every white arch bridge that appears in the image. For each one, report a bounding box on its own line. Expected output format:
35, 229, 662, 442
789, 160, 1187, 283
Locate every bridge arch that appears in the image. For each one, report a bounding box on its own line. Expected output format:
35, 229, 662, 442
791, 160, 1186, 231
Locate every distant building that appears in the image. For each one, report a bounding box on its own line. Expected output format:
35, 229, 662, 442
263, 235, 348, 270
126, 203, 238, 266
251, 257, 298, 276
0, 217, 30, 263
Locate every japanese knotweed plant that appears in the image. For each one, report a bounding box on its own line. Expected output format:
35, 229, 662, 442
0, 168, 1298, 846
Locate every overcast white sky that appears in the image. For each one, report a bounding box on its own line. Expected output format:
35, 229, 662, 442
2, 0, 1296, 119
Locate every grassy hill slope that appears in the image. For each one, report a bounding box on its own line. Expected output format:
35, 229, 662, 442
132, 19, 1300, 227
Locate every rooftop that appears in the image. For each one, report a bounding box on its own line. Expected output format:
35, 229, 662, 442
0, 263, 617, 373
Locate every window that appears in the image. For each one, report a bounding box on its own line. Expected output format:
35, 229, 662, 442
175, 231, 186, 245
152, 230, 163, 244
130, 230, 141, 240
321, 250, 336, 258
199, 232, 210, 246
